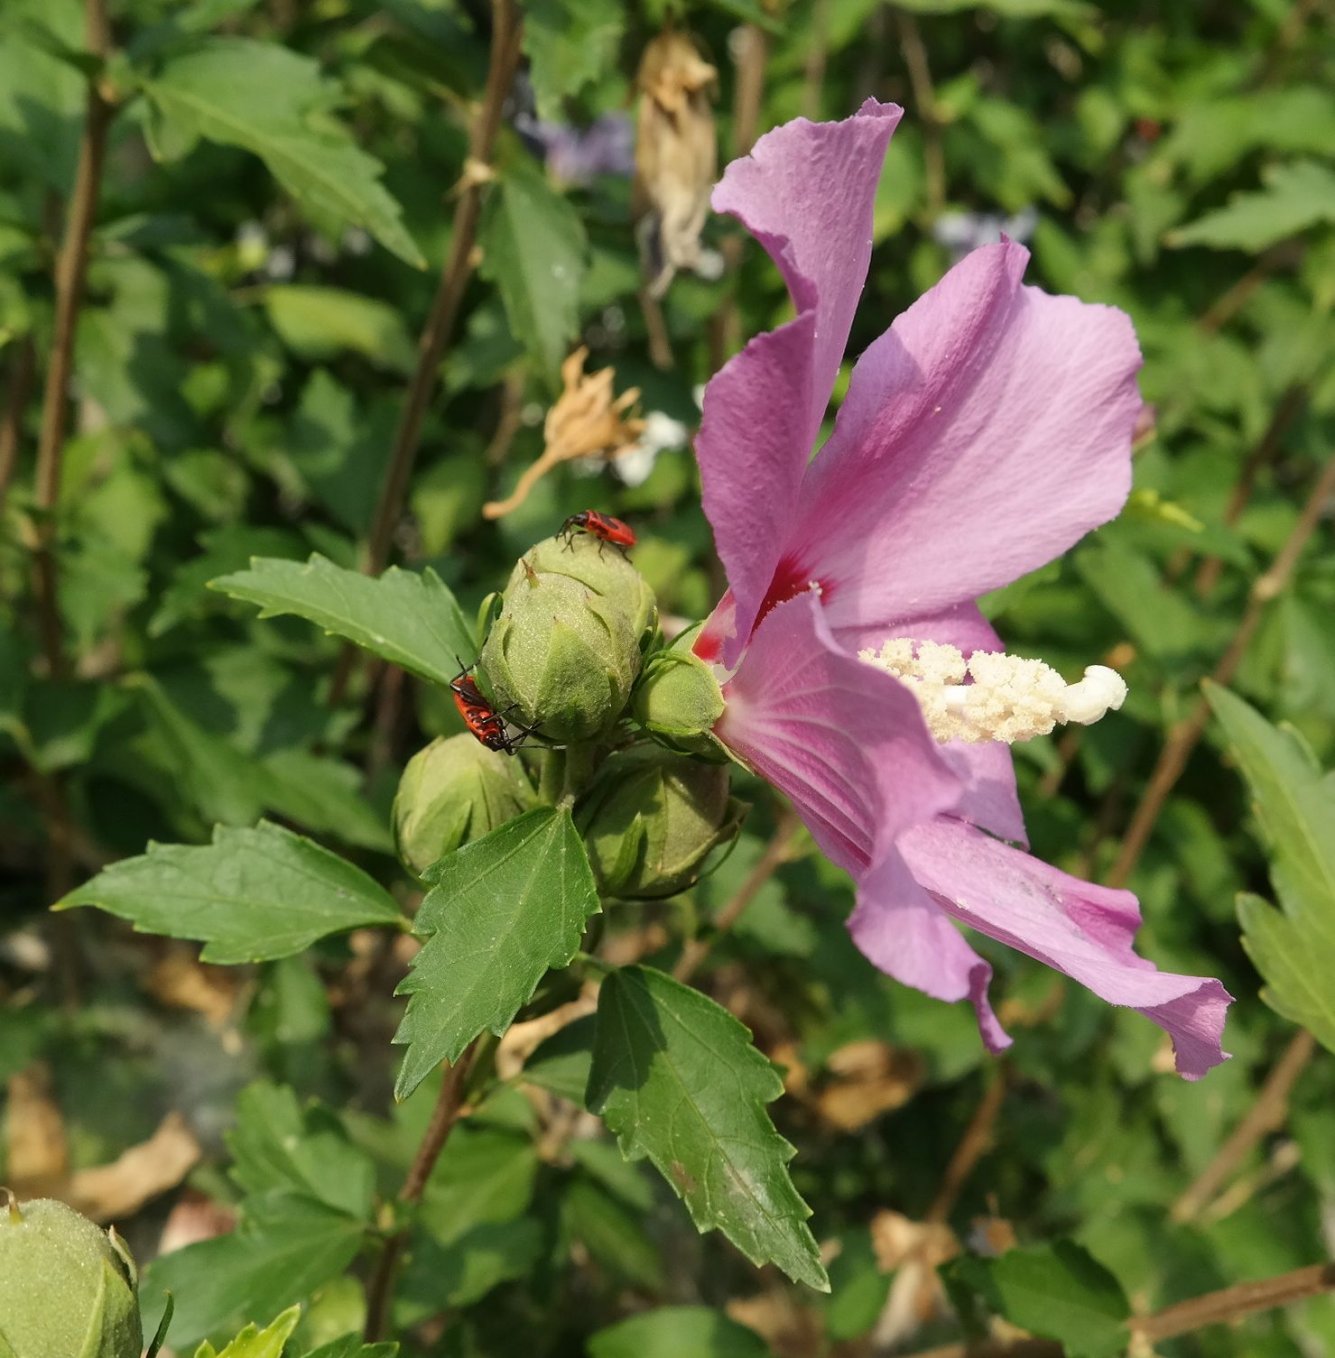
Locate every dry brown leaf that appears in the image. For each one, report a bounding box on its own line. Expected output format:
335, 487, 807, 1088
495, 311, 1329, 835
726, 1287, 823, 1358
146, 947, 242, 1028
5, 1064, 69, 1194
815, 1040, 925, 1132
66, 1112, 202, 1223
483, 347, 644, 518
634, 31, 718, 296
869, 1210, 960, 1347
156, 1188, 237, 1256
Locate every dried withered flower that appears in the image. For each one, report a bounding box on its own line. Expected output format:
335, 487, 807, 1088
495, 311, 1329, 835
483, 347, 644, 518
633, 31, 718, 298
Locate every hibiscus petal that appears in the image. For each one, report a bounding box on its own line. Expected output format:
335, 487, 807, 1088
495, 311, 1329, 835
850, 852, 1010, 1053
795, 239, 1143, 633
715, 591, 958, 875
900, 819, 1233, 1079
697, 101, 903, 664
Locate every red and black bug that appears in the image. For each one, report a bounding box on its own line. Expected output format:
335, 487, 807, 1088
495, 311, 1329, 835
559, 509, 636, 558
450, 664, 533, 755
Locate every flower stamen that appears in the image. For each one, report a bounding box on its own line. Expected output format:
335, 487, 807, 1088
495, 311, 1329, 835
858, 639, 1127, 745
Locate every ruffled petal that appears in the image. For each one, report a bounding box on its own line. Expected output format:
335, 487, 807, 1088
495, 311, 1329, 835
900, 819, 1233, 1079
850, 851, 1010, 1052
698, 101, 903, 665
794, 239, 1143, 633
714, 591, 958, 875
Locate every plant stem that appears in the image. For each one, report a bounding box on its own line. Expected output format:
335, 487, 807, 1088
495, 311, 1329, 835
330, 0, 522, 707
1106, 452, 1335, 888
925, 1064, 1008, 1224
907, 1260, 1335, 1356
1171, 1028, 1316, 1224
362, 1038, 481, 1341
897, 10, 946, 220
673, 808, 800, 983
32, 0, 113, 681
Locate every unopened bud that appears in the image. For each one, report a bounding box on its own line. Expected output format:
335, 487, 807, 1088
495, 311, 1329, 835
394, 734, 537, 876
479, 534, 657, 744
632, 625, 726, 758
576, 747, 745, 899
0, 1194, 143, 1358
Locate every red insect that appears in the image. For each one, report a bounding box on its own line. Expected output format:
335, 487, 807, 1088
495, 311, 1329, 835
450, 666, 531, 755
559, 509, 636, 557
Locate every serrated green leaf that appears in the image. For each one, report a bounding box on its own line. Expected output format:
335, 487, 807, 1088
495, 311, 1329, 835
228, 1081, 375, 1220
521, 0, 625, 119
1206, 682, 1335, 1049
1170, 160, 1335, 252
145, 38, 423, 265
950, 1240, 1128, 1358
200, 1307, 302, 1358
302, 1341, 397, 1358
57, 821, 407, 963
586, 965, 827, 1290
145, 1198, 366, 1349
211, 555, 472, 691
588, 1306, 770, 1358
393, 807, 600, 1098
479, 150, 586, 386
399, 1218, 544, 1319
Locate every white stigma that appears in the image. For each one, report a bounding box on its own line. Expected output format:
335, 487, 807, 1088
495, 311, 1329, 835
858, 639, 1127, 745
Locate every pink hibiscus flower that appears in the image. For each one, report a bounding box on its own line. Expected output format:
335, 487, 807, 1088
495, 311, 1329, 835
692, 100, 1231, 1078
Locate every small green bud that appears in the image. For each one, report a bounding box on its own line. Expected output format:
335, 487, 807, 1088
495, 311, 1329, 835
632, 624, 726, 758
479, 534, 657, 744
575, 747, 745, 899
0, 1193, 143, 1358
394, 734, 536, 875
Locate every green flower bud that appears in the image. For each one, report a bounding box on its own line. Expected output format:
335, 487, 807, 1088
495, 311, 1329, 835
0, 1193, 143, 1358
632, 624, 726, 758
394, 734, 536, 876
575, 746, 745, 899
479, 534, 657, 744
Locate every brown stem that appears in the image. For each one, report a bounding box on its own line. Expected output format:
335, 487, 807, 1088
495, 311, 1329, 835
1171, 1028, 1316, 1224
925, 1065, 1008, 1224
908, 1260, 1335, 1356
1192, 386, 1306, 596
1106, 453, 1335, 888
1135, 1260, 1335, 1343
897, 10, 946, 220
1197, 240, 1303, 336
330, 0, 522, 707
673, 809, 801, 984
707, 22, 768, 377
32, 0, 113, 681
0, 338, 35, 517
362, 1039, 480, 1341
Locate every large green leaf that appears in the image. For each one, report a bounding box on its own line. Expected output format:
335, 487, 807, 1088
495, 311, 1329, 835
211, 555, 472, 691
521, 0, 625, 119
262, 285, 416, 374
144, 1198, 366, 1349
144, 38, 424, 266
479, 150, 586, 386
949, 1240, 1128, 1358
1169, 160, 1335, 251
227, 1082, 375, 1220
588, 1307, 770, 1358
393, 808, 600, 1098
586, 965, 827, 1290
56, 821, 408, 963
1206, 682, 1335, 1049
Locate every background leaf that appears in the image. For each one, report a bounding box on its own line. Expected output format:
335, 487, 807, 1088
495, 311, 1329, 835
57, 821, 407, 963
212, 556, 473, 691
